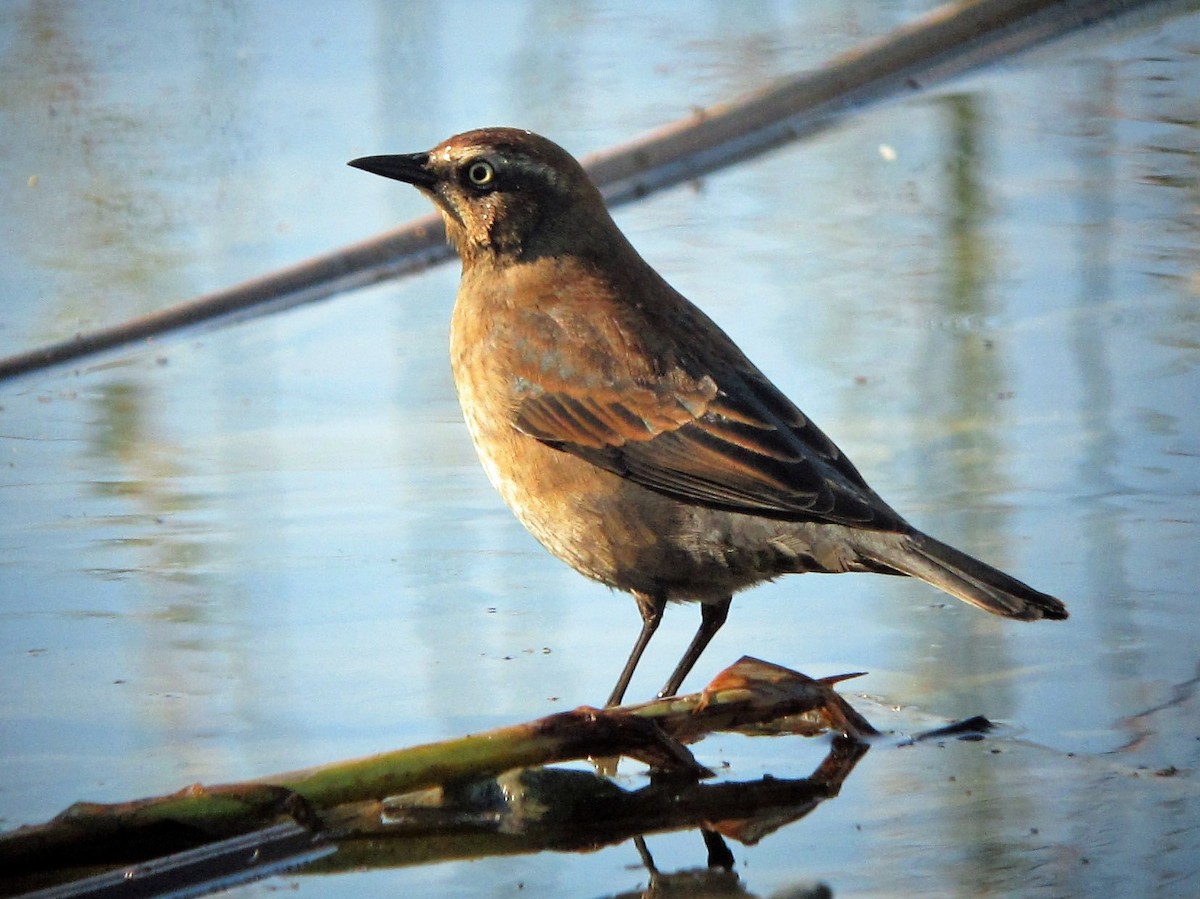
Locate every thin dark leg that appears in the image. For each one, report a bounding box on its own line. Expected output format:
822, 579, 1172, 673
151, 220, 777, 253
702, 828, 735, 870
633, 835, 658, 877
606, 590, 666, 708
657, 595, 732, 699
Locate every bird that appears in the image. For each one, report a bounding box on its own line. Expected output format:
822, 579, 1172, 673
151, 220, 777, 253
348, 127, 1068, 708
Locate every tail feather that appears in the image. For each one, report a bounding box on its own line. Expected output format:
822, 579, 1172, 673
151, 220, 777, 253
869, 530, 1068, 622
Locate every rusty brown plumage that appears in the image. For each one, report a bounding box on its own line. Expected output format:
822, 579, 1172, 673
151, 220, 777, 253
349, 128, 1067, 707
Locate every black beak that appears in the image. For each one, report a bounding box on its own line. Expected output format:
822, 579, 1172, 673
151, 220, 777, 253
348, 153, 437, 187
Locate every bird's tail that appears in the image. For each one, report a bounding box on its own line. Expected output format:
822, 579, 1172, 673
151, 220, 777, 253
867, 530, 1068, 622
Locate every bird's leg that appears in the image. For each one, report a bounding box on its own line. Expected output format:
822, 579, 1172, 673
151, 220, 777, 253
633, 835, 659, 878
701, 828, 735, 870
606, 590, 666, 708
657, 595, 732, 699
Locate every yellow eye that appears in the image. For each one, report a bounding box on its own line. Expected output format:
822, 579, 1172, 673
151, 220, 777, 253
466, 160, 496, 188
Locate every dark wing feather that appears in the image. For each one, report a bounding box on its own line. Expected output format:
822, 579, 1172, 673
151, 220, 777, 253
513, 363, 901, 529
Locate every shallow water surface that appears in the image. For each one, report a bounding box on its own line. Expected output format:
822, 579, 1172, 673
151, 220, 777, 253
1, 2, 1198, 896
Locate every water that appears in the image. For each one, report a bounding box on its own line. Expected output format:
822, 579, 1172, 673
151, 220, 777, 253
1, 2, 1198, 896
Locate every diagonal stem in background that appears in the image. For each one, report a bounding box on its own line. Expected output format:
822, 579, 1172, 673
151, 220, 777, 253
0, 0, 1181, 381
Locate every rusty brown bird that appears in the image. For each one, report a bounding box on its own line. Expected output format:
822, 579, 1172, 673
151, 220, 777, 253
349, 128, 1067, 707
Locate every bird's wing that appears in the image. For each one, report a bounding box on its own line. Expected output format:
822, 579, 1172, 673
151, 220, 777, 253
513, 362, 899, 528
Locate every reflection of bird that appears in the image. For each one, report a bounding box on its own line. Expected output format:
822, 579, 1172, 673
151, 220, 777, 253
349, 128, 1068, 707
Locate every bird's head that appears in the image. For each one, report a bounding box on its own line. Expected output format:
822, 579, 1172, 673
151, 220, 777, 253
349, 127, 611, 264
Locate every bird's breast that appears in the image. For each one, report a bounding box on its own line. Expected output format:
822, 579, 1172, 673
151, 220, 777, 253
449, 294, 643, 586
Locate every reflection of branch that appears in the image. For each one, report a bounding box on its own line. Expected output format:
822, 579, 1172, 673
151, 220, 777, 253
0, 657, 873, 893
299, 738, 869, 879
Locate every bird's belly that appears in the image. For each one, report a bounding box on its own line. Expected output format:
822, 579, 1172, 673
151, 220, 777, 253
460, 407, 664, 587
457, 400, 838, 600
